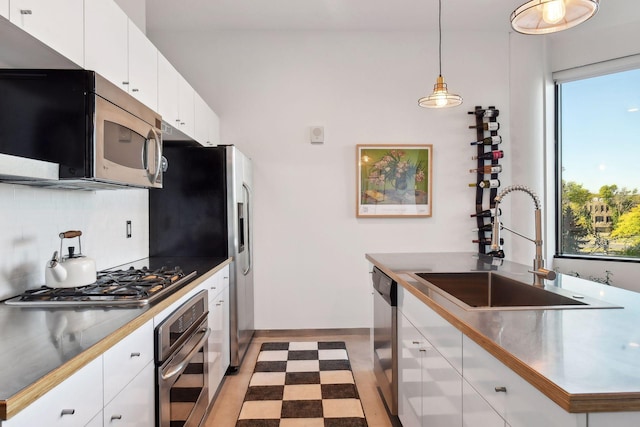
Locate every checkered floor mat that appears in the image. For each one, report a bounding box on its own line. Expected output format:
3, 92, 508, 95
236, 341, 368, 426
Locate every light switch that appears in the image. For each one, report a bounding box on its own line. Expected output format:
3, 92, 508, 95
310, 126, 324, 144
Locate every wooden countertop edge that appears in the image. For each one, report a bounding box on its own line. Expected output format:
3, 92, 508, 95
0, 258, 232, 420
383, 265, 640, 414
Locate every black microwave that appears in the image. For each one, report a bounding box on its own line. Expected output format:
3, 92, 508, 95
0, 69, 163, 189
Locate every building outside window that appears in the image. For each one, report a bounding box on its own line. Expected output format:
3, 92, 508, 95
556, 63, 640, 260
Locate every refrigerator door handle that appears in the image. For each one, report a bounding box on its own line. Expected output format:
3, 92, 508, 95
242, 182, 252, 276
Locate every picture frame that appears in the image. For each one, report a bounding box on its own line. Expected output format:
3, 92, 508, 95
356, 144, 433, 218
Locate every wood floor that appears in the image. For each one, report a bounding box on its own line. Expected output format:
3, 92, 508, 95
203, 330, 395, 427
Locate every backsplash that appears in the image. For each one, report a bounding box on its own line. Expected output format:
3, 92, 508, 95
0, 183, 149, 300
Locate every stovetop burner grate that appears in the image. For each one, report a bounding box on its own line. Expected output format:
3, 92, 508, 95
5, 266, 197, 307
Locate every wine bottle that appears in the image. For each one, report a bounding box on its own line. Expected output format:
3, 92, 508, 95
473, 238, 504, 245
469, 179, 500, 189
470, 135, 502, 146
469, 108, 499, 118
468, 122, 500, 131
469, 165, 502, 174
470, 208, 501, 218
472, 150, 504, 161
472, 223, 495, 232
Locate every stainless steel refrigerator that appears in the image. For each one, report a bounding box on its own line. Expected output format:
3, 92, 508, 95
149, 144, 254, 369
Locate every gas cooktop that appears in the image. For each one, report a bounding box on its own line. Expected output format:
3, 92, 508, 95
4, 265, 197, 307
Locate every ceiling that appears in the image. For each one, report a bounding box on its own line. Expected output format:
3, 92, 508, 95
145, 0, 640, 34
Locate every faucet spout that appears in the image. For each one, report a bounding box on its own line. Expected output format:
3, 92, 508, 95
490, 185, 555, 287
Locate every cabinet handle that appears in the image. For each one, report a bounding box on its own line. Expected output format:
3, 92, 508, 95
111, 414, 123, 420
210, 286, 217, 290
419, 349, 427, 353
494, 386, 507, 393
20, 9, 32, 15
130, 352, 141, 357
60, 409, 75, 416
412, 341, 420, 345
122, 81, 129, 85
132, 88, 139, 92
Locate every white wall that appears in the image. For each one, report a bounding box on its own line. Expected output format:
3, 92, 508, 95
149, 29, 511, 329
0, 184, 149, 300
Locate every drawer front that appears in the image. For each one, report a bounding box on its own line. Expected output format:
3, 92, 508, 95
104, 320, 154, 404
399, 287, 463, 373
463, 379, 505, 427
462, 336, 586, 427
103, 362, 155, 427
4, 356, 103, 427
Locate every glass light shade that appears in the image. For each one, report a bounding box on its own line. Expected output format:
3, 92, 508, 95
511, 0, 599, 35
418, 75, 463, 108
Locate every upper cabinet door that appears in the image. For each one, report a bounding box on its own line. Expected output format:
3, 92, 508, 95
128, 20, 158, 110
9, 0, 84, 66
157, 52, 180, 128
194, 92, 220, 146
84, 0, 128, 92
177, 73, 195, 138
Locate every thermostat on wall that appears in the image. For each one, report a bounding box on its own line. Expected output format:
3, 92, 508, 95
310, 126, 324, 144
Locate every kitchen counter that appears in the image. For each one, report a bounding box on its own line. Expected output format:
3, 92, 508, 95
0, 256, 231, 420
367, 252, 640, 413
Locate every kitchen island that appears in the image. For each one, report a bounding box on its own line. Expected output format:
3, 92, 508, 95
0, 256, 231, 422
367, 252, 640, 427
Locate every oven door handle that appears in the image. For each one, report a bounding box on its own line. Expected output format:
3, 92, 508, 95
161, 327, 211, 380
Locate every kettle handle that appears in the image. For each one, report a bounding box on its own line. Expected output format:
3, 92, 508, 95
59, 231, 82, 239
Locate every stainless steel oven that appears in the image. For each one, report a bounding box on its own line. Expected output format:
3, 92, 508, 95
156, 290, 210, 427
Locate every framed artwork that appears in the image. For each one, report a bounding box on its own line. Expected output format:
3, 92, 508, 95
356, 144, 432, 218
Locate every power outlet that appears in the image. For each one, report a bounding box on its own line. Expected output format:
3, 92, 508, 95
126, 220, 132, 238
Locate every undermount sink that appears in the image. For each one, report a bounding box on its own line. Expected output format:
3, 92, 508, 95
411, 272, 620, 311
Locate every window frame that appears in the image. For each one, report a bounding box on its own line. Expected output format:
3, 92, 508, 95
554, 55, 640, 263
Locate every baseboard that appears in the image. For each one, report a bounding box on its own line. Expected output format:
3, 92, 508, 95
254, 328, 370, 338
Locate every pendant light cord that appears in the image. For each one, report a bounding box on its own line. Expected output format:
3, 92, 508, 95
438, 0, 442, 76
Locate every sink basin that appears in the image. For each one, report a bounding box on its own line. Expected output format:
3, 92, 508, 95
411, 272, 620, 311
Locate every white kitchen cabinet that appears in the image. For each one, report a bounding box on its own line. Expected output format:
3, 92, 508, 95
84, 0, 128, 92
462, 335, 586, 427
463, 379, 505, 427
157, 52, 179, 129
399, 287, 462, 374
177, 73, 195, 138
203, 265, 230, 401
2, 356, 103, 426
103, 361, 154, 427
127, 20, 158, 110
194, 92, 221, 146
398, 311, 463, 427
103, 320, 154, 405
9, 0, 84, 66
398, 311, 424, 427
158, 52, 195, 140
1, 1, 9, 19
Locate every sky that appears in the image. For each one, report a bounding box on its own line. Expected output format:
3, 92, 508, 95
561, 68, 640, 193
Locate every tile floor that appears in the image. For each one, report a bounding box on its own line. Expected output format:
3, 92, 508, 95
204, 330, 395, 427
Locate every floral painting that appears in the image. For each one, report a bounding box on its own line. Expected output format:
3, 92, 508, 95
356, 144, 432, 217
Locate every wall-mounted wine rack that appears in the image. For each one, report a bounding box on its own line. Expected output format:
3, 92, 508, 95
469, 105, 502, 256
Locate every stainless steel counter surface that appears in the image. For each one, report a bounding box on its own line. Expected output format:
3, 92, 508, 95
367, 252, 640, 413
0, 256, 231, 420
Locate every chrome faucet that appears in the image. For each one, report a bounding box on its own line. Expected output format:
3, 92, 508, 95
491, 185, 556, 287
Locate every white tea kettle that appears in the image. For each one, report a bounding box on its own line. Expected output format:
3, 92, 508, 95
45, 231, 97, 288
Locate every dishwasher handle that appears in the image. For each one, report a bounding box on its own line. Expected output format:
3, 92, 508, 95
372, 267, 397, 306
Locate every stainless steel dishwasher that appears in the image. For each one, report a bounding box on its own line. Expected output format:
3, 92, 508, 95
372, 266, 398, 415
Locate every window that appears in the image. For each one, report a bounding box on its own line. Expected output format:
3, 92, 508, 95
556, 63, 640, 259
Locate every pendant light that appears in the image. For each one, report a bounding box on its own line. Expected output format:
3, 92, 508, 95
418, 0, 462, 108
511, 0, 599, 35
